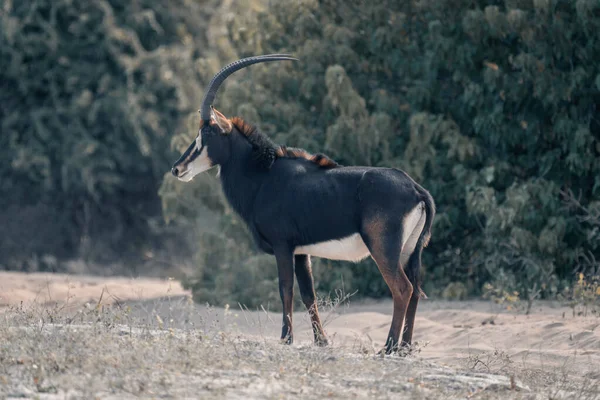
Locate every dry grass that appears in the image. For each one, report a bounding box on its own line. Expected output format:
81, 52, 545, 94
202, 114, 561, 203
1, 292, 599, 400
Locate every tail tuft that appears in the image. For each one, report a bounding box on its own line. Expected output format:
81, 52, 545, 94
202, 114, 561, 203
419, 188, 435, 249
405, 185, 435, 296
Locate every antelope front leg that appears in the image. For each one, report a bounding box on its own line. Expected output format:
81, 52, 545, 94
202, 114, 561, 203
275, 248, 295, 344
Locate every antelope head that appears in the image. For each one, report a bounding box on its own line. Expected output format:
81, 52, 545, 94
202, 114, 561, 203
171, 54, 297, 182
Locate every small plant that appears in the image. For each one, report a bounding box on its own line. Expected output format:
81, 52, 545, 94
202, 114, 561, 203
318, 287, 358, 329
442, 282, 468, 301
559, 273, 600, 317
467, 348, 514, 374
482, 282, 521, 311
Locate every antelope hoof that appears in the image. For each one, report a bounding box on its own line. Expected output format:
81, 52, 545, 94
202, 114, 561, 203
378, 342, 412, 356
377, 339, 410, 356
399, 342, 415, 355
378, 346, 395, 356
384, 339, 397, 355
280, 335, 293, 345
315, 335, 329, 347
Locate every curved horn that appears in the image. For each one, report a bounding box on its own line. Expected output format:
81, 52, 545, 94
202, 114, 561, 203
199, 54, 298, 121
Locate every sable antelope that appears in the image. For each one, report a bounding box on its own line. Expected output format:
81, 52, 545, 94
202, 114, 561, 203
171, 55, 435, 354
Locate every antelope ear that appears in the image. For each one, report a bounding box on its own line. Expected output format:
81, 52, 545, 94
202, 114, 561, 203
209, 107, 233, 134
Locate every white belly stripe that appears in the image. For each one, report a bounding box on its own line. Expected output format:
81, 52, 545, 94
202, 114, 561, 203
294, 233, 370, 262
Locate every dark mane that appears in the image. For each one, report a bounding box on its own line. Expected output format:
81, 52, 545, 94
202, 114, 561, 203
276, 146, 339, 169
230, 116, 260, 138
231, 117, 339, 170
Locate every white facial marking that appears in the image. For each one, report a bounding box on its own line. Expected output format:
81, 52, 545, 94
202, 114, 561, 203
399, 202, 426, 267
295, 233, 370, 262
177, 146, 213, 182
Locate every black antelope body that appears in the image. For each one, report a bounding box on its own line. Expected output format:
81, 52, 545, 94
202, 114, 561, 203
171, 55, 435, 354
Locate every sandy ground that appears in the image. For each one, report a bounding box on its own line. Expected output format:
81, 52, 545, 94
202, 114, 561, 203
1, 271, 599, 398
122, 294, 600, 380
0, 271, 188, 310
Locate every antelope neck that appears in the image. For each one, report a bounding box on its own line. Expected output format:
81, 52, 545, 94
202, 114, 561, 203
218, 137, 264, 225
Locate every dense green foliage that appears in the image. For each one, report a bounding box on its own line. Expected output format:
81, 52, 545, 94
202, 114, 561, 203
0, 0, 217, 268
163, 0, 600, 306
2, 0, 598, 307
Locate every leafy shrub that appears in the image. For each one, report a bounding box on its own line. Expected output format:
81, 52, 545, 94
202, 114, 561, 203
559, 273, 600, 317
0, 0, 216, 268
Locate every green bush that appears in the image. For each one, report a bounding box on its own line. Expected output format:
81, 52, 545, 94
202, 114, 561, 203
162, 0, 600, 307
0, 0, 216, 268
